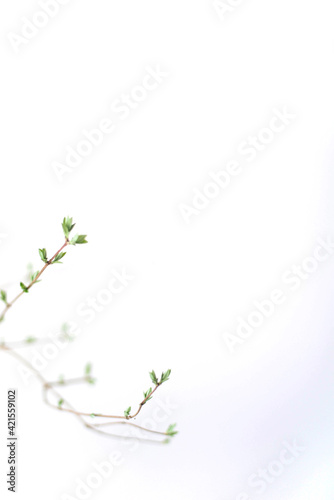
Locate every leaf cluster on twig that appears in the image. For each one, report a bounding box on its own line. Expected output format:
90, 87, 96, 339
0, 218, 177, 443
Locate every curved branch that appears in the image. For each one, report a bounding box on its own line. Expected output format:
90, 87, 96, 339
1, 345, 169, 443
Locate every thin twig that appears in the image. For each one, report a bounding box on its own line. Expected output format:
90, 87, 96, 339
47, 376, 91, 386
43, 381, 163, 420
91, 420, 168, 436
0, 240, 68, 322
0, 218, 175, 443
0, 335, 70, 349
0, 344, 169, 442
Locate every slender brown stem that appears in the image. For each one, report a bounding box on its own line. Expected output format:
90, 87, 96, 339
1, 345, 86, 427
0, 344, 168, 442
0, 240, 68, 322
1, 333, 165, 423
0, 225, 172, 443
130, 384, 160, 418
92, 420, 167, 436
85, 423, 167, 445
43, 394, 125, 419
1, 337, 62, 349
43, 380, 162, 420
48, 376, 91, 386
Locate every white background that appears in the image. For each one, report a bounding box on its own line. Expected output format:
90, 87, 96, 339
0, 1, 334, 499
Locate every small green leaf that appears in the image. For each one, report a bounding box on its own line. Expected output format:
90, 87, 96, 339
149, 370, 158, 385
166, 423, 178, 437
60, 323, 75, 341
124, 406, 131, 418
70, 234, 78, 245
62, 217, 75, 239
70, 234, 88, 245
58, 375, 65, 385
20, 282, 29, 293
53, 252, 66, 264
87, 377, 96, 385
61, 323, 69, 333
25, 337, 36, 344
39, 248, 48, 263
58, 399, 64, 408
160, 369, 171, 384
85, 363, 92, 375
26, 263, 34, 281
143, 387, 153, 402
0, 290, 7, 304
30, 271, 40, 282
75, 235, 88, 244
90, 413, 96, 418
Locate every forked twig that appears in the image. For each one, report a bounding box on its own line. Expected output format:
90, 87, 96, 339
0, 218, 177, 443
